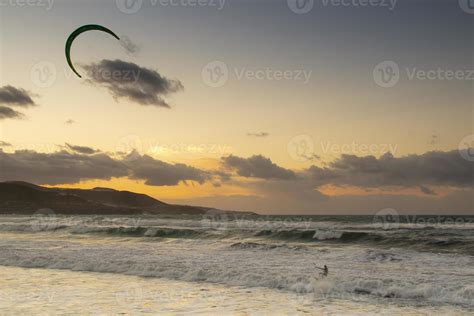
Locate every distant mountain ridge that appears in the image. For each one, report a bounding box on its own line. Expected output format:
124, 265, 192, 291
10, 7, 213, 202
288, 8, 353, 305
0, 181, 246, 215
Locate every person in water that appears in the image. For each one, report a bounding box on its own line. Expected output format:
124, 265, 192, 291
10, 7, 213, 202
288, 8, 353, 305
322, 265, 328, 277
316, 265, 328, 277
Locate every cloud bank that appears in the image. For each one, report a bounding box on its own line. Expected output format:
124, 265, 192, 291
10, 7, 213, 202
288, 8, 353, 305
0, 86, 36, 107
0, 146, 472, 214
0, 147, 212, 187
0, 106, 24, 120
307, 151, 473, 189
0, 86, 37, 120
222, 155, 296, 180
128, 155, 211, 186
82, 59, 183, 108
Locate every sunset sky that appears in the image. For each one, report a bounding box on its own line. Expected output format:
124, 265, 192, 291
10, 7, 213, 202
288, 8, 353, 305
0, 0, 472, 214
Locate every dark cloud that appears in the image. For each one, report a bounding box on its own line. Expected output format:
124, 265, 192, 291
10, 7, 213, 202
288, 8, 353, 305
0, 150, 127, 185
247, 132, 269, 138
205, 150, 474, 214
65, 119, 75, 125
82, 59, 183, 108
0, 86, 36, 107
419, 185, 436, 196
65, 143, 100, 155
120, 35, 140, 55
128, 155, 211, 186
0, 106, 24, 120
307, 150, 473, 188
0, 148, 214, 187
222, 155, 296, 180
0, 141, 12, 147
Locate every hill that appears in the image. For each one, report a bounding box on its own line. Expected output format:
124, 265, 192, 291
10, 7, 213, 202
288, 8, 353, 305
0, 181, 243, 215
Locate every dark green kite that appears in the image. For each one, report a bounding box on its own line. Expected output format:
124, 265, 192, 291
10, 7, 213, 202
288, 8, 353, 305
65, 24, 120, 78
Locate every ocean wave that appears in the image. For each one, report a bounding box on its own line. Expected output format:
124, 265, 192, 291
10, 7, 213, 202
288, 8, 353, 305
0, 256, 471, 308
229, 242, 305, 251
1, 220, 473, 255
71, 226, 209, 238
314, 279, 474, 307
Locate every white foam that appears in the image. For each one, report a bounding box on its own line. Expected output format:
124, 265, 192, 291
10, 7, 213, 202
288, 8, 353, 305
313, 230, 343, 240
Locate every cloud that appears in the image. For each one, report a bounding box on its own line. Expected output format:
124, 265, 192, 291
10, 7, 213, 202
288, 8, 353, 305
65, 143, 100, 155
0, 147, 215, 187
128, 155, 211, 186
247, 132, 269, 138
0, 141, 11, 147
1, 146, 472, 214
306, 150, 473, 188
0, 106, 24, 120
0, 150, 128, 185
120, 35, 140, 55
0, 86, 38, 120
82, 59, 183, 108
222, 155, 296, 180
0, 86, 36, 107
65, 119, 75, 125
419, 185, 436, 196
195, 149, 474, 214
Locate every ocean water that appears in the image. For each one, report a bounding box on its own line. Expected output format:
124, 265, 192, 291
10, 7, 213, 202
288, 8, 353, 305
0, 214, 473, 315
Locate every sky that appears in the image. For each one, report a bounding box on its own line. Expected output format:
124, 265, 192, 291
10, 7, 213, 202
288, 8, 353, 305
0, 0, 472, 214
